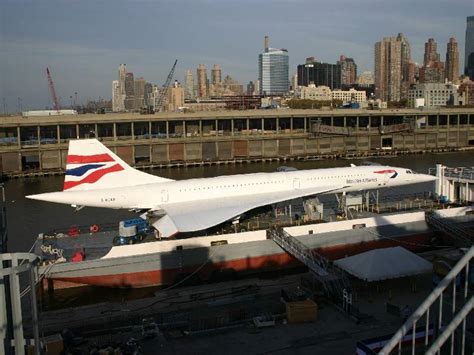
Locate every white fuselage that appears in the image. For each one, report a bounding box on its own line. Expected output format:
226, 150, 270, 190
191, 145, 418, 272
31, 165, 436, 210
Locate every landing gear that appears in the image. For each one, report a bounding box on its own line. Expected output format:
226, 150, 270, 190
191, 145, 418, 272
154, 229, 162, 240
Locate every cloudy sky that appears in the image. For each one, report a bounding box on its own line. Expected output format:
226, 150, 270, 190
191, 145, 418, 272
0, 0, 472, 111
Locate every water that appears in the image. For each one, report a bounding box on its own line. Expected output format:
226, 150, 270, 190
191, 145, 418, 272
5, 151, 474, 253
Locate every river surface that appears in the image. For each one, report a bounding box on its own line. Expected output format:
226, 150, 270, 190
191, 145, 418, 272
5, 151, 474, 253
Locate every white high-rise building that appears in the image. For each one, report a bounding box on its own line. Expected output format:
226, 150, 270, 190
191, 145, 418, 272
112, 80, 122, 112
113, 64, 127, 111
258, 36, 289, 96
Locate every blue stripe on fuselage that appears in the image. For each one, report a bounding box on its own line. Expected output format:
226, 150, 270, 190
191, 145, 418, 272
66, 164, 105, 177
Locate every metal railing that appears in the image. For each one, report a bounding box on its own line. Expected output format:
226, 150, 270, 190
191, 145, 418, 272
426, 212, 473, 246
429, 166, 474, 181
267, 227, 350, 301
379, 246, 473, 355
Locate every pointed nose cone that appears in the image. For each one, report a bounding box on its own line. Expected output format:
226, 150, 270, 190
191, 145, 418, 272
26, 192, 70, 204
421, 174, 437, 182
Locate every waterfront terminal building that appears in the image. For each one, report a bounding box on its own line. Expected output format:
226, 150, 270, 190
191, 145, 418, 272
0, 108, 473, 177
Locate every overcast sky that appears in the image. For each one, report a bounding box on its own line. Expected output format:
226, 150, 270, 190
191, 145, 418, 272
0, 0, 473, 111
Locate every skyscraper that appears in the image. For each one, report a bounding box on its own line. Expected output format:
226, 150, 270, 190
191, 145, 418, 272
420, 38, 445, 84
465, 16, 474, 79
196, 64, 208, 98
124, 72, 135, 110
112, 80, 121, 112
396, 33, 414, 98
297, 59, 342, 89
445, 37, 460, 82
258, 36, 289, 96
424, 38, 440, 66
144, 82, 153, 107
133, 77, 146, 109
184, 69, 195, 100
374, 36, 402, 101
113, 64, 127, 111
338, 55, 357, 86
211, 64, 222, 85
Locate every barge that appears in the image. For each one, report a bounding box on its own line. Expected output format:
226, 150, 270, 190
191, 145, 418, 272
36, 206, 474, 290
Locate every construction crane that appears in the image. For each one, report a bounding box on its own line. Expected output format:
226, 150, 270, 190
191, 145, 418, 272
46, 67, 60, 111
154, 59, 178, 112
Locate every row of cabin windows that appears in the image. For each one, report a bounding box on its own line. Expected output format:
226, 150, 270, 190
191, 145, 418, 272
179, 180, 286, 192
177, 173, 379, 192
306, 173, 365, 181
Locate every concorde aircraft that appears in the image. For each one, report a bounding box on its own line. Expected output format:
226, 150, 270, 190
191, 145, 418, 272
27, 139, 437, 238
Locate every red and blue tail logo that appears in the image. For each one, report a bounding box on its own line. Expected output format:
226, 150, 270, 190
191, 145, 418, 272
373, 169, 398, 178
64, 154, 124, 190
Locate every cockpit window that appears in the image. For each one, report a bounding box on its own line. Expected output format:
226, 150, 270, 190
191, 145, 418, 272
406, 170, 412, 174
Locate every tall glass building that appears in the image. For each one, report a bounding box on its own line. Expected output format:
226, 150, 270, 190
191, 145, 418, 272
466, 16, 474, 79
259, 45, 289, 96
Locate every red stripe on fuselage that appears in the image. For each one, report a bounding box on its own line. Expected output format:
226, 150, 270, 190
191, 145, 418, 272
63, 163, 124, 190
67, 154, 115, 164
373, 169, 396, 174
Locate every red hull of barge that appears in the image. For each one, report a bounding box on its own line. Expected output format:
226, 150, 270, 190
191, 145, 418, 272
48, 232, 433, 290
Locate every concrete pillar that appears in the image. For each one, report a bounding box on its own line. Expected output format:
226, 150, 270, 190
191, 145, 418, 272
435, 164, 444, 197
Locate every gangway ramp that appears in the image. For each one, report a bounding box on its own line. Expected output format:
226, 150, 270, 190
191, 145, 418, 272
267, 227, 351, 303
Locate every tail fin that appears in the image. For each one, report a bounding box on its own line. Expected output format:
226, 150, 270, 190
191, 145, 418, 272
64, 139, 171, 191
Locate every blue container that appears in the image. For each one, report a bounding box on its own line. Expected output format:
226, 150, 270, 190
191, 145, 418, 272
440, 195, 449, 204
123, 218, 150, 234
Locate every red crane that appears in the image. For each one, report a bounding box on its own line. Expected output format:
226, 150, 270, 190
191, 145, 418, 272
46, 67, 60, 111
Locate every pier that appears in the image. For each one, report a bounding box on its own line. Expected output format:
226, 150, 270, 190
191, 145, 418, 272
0, 107, 473, 177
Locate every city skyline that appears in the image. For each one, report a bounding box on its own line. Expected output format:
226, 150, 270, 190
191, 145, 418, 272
0, 0, 472, 111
